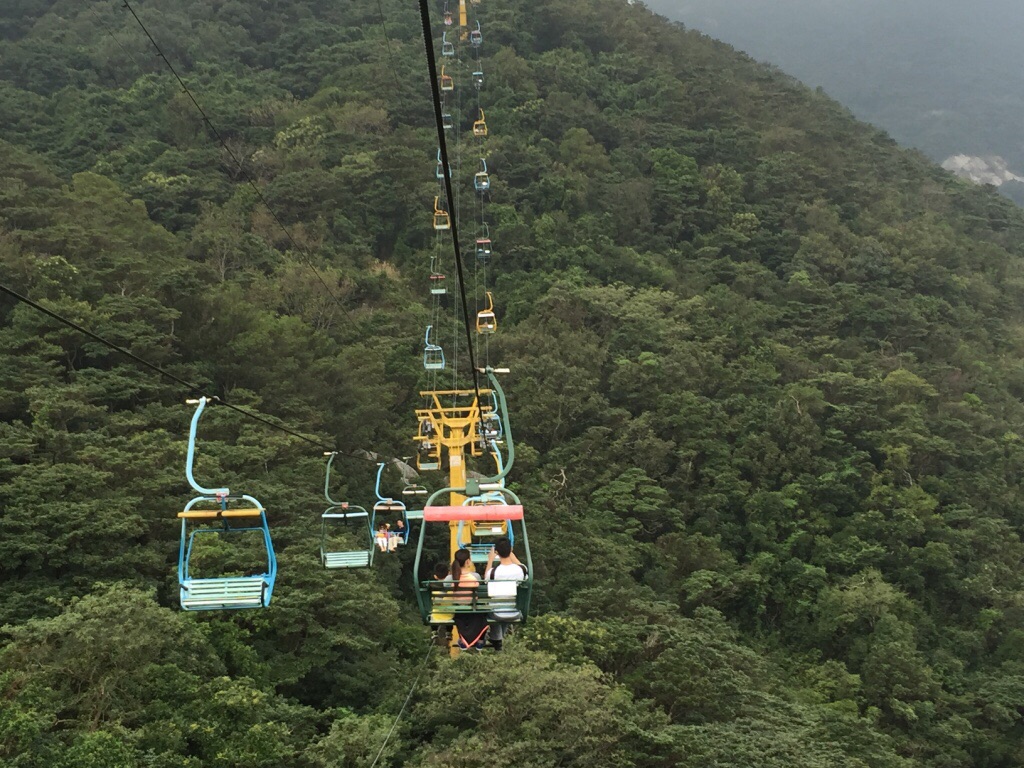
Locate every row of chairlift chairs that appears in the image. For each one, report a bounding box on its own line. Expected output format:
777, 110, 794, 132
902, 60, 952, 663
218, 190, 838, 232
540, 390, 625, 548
431, 22, 490, 370
177, 391, 530, 626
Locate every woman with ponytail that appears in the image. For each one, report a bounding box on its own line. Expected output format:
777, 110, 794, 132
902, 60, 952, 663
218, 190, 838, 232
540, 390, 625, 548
450, 548, 488, 650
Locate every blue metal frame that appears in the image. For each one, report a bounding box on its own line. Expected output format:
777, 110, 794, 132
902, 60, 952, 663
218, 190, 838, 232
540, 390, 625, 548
178, 397, 277, 610
474, 158, 490, 192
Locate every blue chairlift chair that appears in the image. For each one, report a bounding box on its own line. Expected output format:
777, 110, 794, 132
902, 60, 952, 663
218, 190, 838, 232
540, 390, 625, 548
178, 397, 277, 610
474, 158, 490, 193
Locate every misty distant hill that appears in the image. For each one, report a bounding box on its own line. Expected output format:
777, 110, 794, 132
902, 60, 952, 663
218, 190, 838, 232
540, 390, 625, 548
646, 0, 1024, 203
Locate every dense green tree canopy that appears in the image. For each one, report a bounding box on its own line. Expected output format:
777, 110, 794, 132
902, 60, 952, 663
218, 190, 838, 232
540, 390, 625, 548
2, 0, 1024, 765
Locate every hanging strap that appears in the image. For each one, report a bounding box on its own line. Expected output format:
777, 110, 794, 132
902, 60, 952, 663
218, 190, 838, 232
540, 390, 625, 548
458, 624, 490, 648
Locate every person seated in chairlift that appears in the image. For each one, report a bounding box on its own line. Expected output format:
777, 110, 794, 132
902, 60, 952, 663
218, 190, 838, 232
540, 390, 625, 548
450, 549, 488, 650
389, 518, 406, 551
484, 538, 527, 651
433, 562, 450, 584
375, 522, 391, 552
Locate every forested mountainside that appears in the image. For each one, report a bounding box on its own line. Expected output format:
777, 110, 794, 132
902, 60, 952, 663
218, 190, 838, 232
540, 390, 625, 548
2, 0, 1024, 766
643, 0, 1024, 206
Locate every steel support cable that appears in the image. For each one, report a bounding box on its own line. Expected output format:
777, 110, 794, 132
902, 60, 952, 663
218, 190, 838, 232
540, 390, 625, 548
416, 0, 485, 416
368, 639, 436, 768
373, 0, 404, 91
88, 5, 144, 73
120, 1, 348, 314
0, 283, 407, 466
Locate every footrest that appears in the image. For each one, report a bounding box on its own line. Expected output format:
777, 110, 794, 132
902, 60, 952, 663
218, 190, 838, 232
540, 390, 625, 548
323, 551, 372, 568
180, 577, 267, 610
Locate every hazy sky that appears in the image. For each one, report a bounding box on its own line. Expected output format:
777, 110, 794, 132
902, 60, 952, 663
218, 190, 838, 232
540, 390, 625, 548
644, 0, 1024, 166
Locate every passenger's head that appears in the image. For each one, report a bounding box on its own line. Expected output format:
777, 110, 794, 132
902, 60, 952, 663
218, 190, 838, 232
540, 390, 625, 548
495, 538, 513, 558
432, 562, 449, 580
452, 548, 473, 580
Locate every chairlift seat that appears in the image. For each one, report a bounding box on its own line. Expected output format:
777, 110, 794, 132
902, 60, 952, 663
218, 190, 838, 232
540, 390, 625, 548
405, 509, 424, 520
423, 581, 527, 624
180, 577, 268, 611
476, 238, 492, 263
323, 551, 372, 568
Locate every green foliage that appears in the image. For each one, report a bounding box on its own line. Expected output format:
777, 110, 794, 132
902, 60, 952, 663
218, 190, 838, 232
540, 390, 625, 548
2, 0, 1024, 764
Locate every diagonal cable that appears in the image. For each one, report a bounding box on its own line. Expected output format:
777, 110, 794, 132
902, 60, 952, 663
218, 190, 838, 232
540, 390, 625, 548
120, 0, 347, 313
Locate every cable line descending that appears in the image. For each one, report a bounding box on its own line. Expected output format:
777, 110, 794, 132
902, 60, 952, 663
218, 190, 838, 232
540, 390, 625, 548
0, 282, 338, 452
120, 0, 348, 313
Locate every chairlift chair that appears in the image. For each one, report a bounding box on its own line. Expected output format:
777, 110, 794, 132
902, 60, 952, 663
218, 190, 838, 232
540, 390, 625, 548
416, 418, 441, 470
423, 325, 446, 370
459, 493, 512, 562
177, 398, 277, 610
473, 109, 488, 137
433, 197, 451, 230
441, 32, 455, 57
440, 65, 454, 92
442, 112, 455, 130
476, 224, 492, 264
374, 463, 411, 547
476, 291, 496, 334
474, 158, 490, 193
413, 489, 533, 626
430, 273, 447, 295
473, 70, 484, 90
469, 21, 482, 47
417, 441, 440, 471
435, 149, 450, 180
483, 391, 503, 441
320, 453, 374, 568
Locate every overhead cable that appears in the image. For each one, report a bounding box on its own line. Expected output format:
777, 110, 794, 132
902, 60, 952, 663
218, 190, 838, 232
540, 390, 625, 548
120, 0, 348, 312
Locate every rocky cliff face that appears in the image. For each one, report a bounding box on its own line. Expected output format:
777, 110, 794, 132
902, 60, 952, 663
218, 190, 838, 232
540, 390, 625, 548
941, 154, 1024, 186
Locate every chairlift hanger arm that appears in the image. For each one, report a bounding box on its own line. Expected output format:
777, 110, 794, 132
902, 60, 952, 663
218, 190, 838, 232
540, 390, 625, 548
324, 451, 344, 506
185, 397, 230, 497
